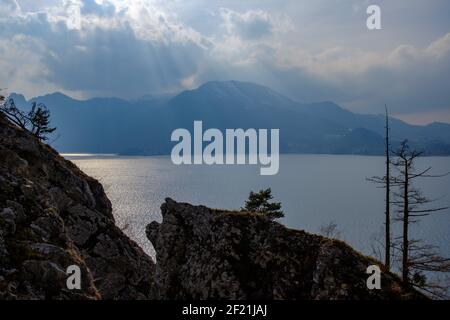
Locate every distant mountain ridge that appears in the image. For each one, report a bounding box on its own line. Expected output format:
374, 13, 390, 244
8, 80, 450, 155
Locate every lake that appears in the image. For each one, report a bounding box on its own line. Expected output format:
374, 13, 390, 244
66, 154, 450, 269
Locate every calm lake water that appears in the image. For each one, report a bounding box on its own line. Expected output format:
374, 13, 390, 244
67, 154, 450, 266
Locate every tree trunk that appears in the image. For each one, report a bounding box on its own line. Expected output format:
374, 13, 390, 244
385, 106, 391, 271
402, 161, 409, 284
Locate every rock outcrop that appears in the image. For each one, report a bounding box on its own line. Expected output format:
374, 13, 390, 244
0, 113, 154, 299
147, 198, 424, 300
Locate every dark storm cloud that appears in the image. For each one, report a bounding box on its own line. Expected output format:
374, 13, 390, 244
43, 25, 204, 97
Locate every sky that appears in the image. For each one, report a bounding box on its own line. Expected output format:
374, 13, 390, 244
1, 0, 450, 124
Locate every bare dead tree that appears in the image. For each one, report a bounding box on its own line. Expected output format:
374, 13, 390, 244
319, 221, 341, 239
367, 105, 392, 270
390, 140, 450, 296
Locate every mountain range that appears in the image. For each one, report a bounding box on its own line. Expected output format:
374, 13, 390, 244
9, 80, 450, 155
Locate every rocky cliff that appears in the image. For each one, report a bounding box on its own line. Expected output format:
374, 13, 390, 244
0, 113, 154, 299
147, 198, 424, 300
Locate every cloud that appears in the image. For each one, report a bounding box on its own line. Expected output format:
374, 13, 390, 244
212, 28, 450, 116
0, 0, 211, 97
44, 26, 205, 97
0, 0, 20, 16
80, 0, 116, 17
220, 9, 274, 40
329, 33, 450, 114
0, 34, 58, 97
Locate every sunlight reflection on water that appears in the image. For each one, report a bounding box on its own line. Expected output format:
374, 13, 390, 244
68, 154, 450, 267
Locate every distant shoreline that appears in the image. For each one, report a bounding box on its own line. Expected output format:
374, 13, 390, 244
62, 152, 450, 158
61, 153, 119, 157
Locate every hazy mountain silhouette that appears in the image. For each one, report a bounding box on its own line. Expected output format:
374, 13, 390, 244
9, 80, 450, 155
